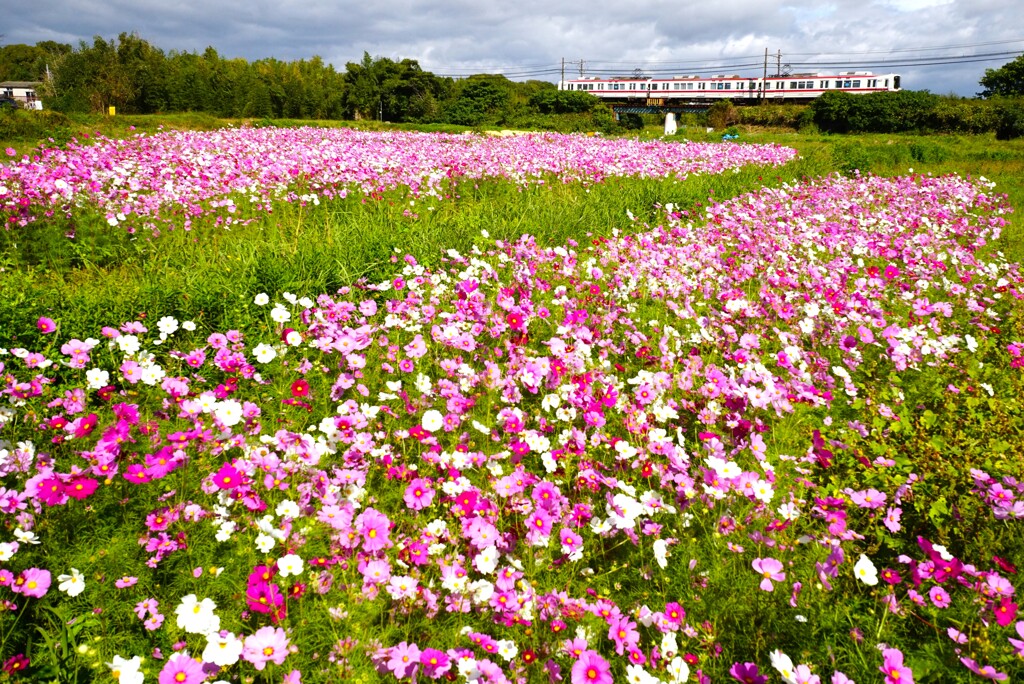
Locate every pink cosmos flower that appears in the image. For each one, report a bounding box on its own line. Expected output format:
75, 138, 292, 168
115, 576, 138, 589
403, 478, 435, 511
242, 626, 290, 670
570, 650, 612, 684
607, 616, 639, 655
37, 317, 57, 334
13, 568, 50, 598
752, 557, 786, 592
879, 647, 913, 684
1009, 621, 1024, 656
559, 528, 583, 555
158, 652, 204, 684
355, 507, 392, 552
387, 641, 421, 678
928, 586, 950, 608
959, 658, 1008, 681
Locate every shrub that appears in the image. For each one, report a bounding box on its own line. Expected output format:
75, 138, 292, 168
993, 97, 1024, 140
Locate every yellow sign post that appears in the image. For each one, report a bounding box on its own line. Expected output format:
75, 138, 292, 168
108, 106, 116, 116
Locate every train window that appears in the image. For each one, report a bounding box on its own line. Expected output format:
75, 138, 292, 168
852, 80, 861, 87
725, 83, 731, 89
843, 80, 852, 88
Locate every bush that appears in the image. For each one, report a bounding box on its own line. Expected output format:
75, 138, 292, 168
993, 98, 1024, 140
619, 112, 644, 131
707, 100, 739, 130
737, 104, 806, 129
0, 108, 73, 142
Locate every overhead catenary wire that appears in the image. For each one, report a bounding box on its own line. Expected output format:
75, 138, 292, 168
423, 37, 1024, 81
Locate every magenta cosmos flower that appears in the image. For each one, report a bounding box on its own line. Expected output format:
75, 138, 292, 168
752, 557, 786, 592
36, 317, 56, 334
570, 650, 612, 684
242, 626, 290, 670
729, 661, 768, 684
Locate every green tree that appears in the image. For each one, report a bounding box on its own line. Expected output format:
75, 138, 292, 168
0, 44, 48, 81
115, 32, 167, 113
979, 54, 1024, 98
443, 77, 511, 126
343, 52, 383, 120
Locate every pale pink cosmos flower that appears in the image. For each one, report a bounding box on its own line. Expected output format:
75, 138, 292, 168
242, 626, 290, 671
752, 557, 786, 592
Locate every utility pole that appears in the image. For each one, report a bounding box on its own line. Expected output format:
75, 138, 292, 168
561, 57, 565, 86
560, 59, 586, 89
761, 48, 768, 103
776, 50, 782, 77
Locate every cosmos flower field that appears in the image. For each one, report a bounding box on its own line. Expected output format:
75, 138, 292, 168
1, 128, 1023, 684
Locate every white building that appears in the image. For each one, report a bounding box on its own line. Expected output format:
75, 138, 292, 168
0, 81, 44, 110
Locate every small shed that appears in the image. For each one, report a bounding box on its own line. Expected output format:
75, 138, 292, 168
0, 81, 44, 110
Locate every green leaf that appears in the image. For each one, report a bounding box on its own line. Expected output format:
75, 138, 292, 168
928, 496, 949, 525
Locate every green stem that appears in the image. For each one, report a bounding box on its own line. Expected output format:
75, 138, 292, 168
0, 600, 30, 649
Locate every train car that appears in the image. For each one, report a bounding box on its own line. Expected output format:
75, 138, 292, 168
559, 71, 901, 103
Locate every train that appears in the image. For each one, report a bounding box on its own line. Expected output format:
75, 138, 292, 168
558, 71, 901, 104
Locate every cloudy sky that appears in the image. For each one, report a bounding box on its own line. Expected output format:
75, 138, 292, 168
6, 0, 1023, 96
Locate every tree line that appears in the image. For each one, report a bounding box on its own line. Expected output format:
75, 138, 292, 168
0, 34, 601, 126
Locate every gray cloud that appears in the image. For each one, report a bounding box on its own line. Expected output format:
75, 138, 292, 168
4, 0, 1022, 95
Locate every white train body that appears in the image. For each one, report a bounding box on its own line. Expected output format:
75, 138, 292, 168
559, 71, 901, 102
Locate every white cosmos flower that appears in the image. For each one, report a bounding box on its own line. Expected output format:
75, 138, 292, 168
770, 649, 796, 683
57, 568, 86, 597
254, 533, 276, 553
13, 528, 39, 545
421, 409, 444, 433
85, 368, 109, 390
203, 631, 244, 667
107, 655, 144, 684
270, 306, 291, 323
277, 553, 304, 577
213, 400, 243, 427
474, 545, 499, 574
667, 656, 690, 684
175, 594, 221, 636
652, 539, 669, 569
252, 343, 277, 363
254, 293, 270, 306
275, 499, 300, 518
157, 316, 179, 335
854, 553, 879, 586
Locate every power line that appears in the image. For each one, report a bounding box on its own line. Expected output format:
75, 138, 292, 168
421, 40, 1024, 81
